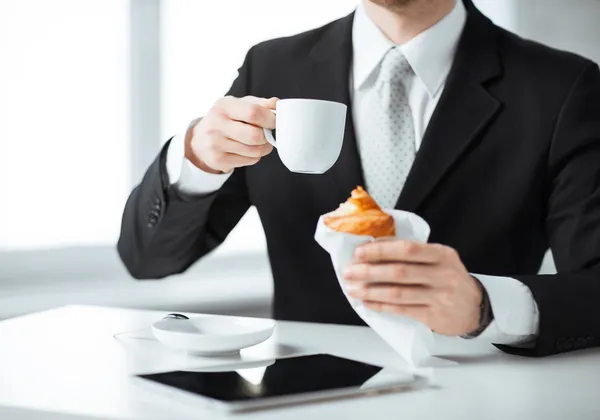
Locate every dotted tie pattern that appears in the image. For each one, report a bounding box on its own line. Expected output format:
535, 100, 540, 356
357, 47, 416, 209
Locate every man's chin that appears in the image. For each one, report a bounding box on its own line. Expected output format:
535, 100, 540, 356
368, 0, 419, 11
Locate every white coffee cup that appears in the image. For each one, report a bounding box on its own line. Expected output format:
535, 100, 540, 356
263, 99, 347, 174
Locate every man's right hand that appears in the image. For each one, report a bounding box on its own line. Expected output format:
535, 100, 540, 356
185, 96, 278, 174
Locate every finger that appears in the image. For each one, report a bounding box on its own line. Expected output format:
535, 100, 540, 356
240, 96, 278, 128
354, 240, 447, 264
348, 284, 432, 306
221, 138, 273, 158
218, 96, 276, 129
363, 301, 430, 326
243, 95, 279, 110
220, 119, 268, 146
343, 263, 434, 285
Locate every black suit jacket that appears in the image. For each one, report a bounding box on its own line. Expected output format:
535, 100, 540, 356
118, 1, 600, 357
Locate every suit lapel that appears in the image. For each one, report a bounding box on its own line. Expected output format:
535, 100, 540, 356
396, 5, 503, 213
296, 13, 364, 205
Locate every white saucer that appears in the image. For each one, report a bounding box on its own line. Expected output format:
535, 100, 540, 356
151, 315, 275, 356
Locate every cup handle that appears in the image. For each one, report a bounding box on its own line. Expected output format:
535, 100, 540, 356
263, 109, 277, 148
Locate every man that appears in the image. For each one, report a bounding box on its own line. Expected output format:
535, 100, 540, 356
118, 0, 600, 356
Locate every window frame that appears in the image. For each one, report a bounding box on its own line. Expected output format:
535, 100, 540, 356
0, 0, 162, 283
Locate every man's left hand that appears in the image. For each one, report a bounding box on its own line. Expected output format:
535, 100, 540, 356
343, 240, 483, 336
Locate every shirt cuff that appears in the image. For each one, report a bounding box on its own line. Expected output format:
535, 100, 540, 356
468, 274, 540, 346
165, 132, 232, 195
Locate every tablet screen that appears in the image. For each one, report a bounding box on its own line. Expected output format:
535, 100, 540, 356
137, 354, 383, 403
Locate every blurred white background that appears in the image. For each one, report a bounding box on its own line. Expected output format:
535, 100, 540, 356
1, 0, 598, 319
0, 0, 130, 250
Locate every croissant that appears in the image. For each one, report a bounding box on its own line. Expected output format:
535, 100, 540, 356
324, 186, 395, 238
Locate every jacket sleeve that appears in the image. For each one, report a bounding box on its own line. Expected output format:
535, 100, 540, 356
117, 49, 255, 279
498, 62, 600, 357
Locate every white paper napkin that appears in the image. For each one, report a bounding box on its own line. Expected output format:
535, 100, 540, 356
314, 209, 435, 367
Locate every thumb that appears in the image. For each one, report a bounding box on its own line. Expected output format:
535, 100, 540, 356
263, 97, 280, 110
242, 95, 279, 109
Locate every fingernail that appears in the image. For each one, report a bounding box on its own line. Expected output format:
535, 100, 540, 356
354, 247, 365, 260
346, 283, 363, 295
343, 266, 355, 280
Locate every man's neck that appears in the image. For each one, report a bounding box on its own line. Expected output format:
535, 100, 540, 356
363, 0, 458, 45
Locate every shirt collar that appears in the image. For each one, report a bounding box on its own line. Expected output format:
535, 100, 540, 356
352, 0, 467, 97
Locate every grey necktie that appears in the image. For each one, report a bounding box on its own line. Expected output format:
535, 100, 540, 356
357, 47, 416, 209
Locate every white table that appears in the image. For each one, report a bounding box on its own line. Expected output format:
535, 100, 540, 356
1, 305, 599, 420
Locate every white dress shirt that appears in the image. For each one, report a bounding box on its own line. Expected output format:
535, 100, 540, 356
166, 0, 539, 345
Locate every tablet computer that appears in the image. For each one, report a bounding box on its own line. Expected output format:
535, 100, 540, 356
135, 354, 426, 413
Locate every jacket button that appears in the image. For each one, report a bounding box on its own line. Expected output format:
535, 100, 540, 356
564, 337, 575, 351
147, 212, 159, 227
148, 207, 161, 217
556, 337, 566, 351
574, 338, 587, 350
